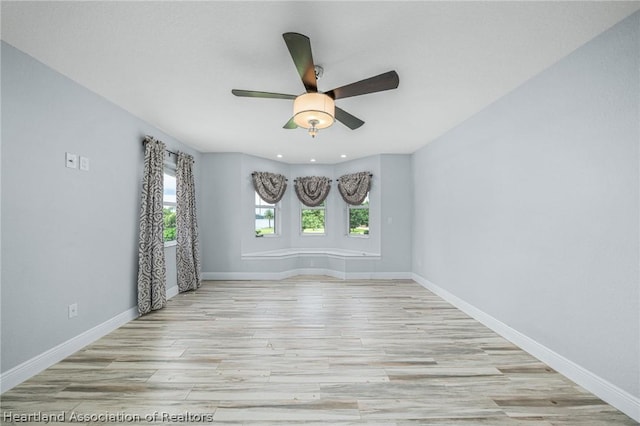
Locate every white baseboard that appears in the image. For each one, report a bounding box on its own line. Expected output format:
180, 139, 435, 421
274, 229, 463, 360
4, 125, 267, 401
241, 248, 381, 260
167, 285, 179, 299
8, 273, 634, 421
0, 306, 139, 393
1, 285, 181, 394
291, 268, 345, 279
202, 269, 342, 281
201, 270, 411, 281
202, 271, 297, 281
411, 273, 640, 423
344, 271, 413, 280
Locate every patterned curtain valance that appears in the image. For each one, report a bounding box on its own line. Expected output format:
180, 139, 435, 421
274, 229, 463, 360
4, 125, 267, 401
252, 172, 287, 204
295, 176, 332, 207
338, 172, 372, 205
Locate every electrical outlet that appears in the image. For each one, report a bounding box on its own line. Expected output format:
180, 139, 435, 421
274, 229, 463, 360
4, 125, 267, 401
68, 303, 78, 318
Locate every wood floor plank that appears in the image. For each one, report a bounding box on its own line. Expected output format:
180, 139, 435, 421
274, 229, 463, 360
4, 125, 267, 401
0, 277, 636, 425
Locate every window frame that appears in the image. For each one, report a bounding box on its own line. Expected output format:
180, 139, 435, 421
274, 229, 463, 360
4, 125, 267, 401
163, 165, 177, 247
254, 192, 280, 238
300, 200, 327, 236
347, 194, 370, 238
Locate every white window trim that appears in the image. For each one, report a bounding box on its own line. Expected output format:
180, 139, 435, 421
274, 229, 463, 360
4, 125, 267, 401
255, 194, 280, 238
346, 191, 370, 238
163, 165, 177, 247
347, 202, 370, 239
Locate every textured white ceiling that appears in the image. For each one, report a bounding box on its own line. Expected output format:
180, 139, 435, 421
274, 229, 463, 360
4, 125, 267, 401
2, 1, 639, 164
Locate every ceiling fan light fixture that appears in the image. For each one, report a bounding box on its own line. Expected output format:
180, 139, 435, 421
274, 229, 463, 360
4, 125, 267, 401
293, 93, 335, 134
233, 33, 399, 134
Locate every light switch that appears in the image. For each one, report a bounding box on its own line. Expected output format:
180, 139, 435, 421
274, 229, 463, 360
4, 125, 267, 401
79, 156, 90, 171
65, 152, 78, 169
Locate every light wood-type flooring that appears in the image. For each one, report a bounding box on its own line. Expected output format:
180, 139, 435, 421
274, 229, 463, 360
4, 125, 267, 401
1, 276, 637, 425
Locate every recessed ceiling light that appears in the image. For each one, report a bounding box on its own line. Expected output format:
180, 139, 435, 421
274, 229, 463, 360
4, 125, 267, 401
340, 154, 347, 158
310, 158, 316, 162
276, 154, 283, 158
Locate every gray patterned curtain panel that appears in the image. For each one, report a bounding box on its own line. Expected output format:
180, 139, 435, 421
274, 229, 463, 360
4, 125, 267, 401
176, 152, 202, 293
137, 136, 167, 315
294, 176, 332, 207
338, 172, 372, 205
252, 172, 287, 203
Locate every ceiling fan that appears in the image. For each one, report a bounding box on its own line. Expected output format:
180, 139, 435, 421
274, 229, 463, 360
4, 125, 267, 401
232, 32, 400, 138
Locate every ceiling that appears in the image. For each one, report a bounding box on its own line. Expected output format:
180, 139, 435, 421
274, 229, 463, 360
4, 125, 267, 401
2, 1, 639, 164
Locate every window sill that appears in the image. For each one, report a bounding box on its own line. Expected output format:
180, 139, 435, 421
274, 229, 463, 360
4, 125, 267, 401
164, 241, 177, 248
241, 248, 380, 261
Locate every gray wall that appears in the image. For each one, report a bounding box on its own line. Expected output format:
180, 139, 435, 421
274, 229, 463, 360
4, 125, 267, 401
412, 12, 639, 398
199, 153, 243, 273
379, 155, 412, 275
1, 42, 200, 373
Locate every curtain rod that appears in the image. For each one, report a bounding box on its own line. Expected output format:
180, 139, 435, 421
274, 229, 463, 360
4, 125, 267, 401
335, 173, 374, 179
143, 135, 178, 157
251, 172, 288, 181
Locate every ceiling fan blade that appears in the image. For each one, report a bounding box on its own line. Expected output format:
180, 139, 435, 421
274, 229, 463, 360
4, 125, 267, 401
325, 70, 399, 100
283, 117, 298, 129
334, 107, 364, 130
283, 32, 317, 93
232, 89, 297, 100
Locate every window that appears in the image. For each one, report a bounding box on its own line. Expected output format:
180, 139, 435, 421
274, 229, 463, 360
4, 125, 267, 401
348, 194, 369, 237
163, 170, 177, 243
255, 192, 278, 237
301, 201, 326, 235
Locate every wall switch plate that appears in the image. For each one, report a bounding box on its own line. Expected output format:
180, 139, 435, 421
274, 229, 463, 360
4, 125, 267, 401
68, 303, 78, 318
65, 152, 78, 169
79, 156, 90, 171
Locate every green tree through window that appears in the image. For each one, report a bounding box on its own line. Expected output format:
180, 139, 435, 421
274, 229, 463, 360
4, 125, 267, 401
264, 209, 274, 228
348, 196, 369, 236
302, 209, 324, 232
163, 207, 177, 241
349, 208, 369, 232
163, 171, 177, 243
301, 201, 326, 234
